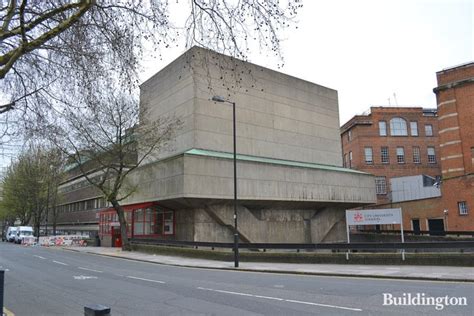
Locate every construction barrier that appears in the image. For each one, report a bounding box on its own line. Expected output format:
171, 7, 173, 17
38, 235, 87, 247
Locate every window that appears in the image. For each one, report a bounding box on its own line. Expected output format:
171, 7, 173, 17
381, 147, 389, 164
458, 201, 469, 215
349, 151, 352, 168
164, 212, 174, 235
425, 124, 433, 136
410, 121, 418, 136
375, 177, 387, 195
413, 146, 421, 163
347, 130, 352, 142
390, 118, 408, 136
427, 147, 436, 163
133, 209, 144, 235
364, 147, 373, 164
379, 121, 387, 136
396, 147, 405, 164
343, 154, 348, 168
144, 208, 153, 235
471, 147, 474, 166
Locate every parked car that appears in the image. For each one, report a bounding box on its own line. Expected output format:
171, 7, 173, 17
14, 226, 34, 244
6, 226, 18, 242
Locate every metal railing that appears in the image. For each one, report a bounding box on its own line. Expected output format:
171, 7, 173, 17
358, 229, 474, 237
130, 238, 474, 252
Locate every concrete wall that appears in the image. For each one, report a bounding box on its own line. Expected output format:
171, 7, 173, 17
182, 154, 375, 203
191, 203, 347, 243
139, 51, 196, 162
191, 48, 342, 165
140, 46, 343, 166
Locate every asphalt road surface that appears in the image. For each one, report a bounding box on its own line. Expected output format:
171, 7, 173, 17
0, 242, 472, 316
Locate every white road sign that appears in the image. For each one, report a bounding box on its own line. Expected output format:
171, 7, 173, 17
346, 208, 402, 226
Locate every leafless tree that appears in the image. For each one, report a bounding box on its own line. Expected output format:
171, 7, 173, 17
40, 85, 181, 250
0, 0, 301, 116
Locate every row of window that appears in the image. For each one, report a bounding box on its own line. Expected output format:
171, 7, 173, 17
379, 118, 433, 137
346, 118, 434, 142
99, 208, 174, 236
59, 174, 105, 194
344, 146, 436, 167
58, 197, 107, 213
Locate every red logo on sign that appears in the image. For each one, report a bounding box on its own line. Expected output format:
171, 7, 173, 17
353, 212, 364, 222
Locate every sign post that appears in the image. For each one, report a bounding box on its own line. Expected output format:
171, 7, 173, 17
345, 208, 404, 260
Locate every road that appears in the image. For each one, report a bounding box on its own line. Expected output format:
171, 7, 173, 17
0, 242, 472, 315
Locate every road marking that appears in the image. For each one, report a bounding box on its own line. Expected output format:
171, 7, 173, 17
126, 276, 166, 284
33, 255, 46, 260
74, 275, 98, 280
52, 260, 68, 266
197, 287, 362, 312
78, 267, 103, 273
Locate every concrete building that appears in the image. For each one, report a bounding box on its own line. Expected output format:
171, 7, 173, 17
55, 47, 376, 245
433, 62, 474, 231
340, 107, 441, 205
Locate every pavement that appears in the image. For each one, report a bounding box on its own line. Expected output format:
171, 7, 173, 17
63, 246, 474, 282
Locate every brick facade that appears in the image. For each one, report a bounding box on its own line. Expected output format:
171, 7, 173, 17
340, 107, 441, 204
434, 62, 474, 231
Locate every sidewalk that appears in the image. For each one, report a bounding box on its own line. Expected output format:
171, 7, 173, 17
63, 246, 474, 282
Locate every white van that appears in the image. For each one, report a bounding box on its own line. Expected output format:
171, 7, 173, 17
14, 226, 34, 244
6, 226, 18, 242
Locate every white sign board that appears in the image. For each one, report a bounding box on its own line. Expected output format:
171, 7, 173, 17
346, 208, 402, 226
345, 208, 405, 261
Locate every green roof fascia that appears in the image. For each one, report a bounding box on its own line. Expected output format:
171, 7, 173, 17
184, 149, 370, 175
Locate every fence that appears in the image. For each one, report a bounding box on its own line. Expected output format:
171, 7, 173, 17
358, 229, 474, 237
130, 238, 474, 252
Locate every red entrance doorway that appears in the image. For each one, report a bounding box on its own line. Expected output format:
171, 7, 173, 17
112, 226, 122, 247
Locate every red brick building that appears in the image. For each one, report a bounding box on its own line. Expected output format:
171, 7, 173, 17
340, 107, 441, 205
433, 62, 474, 231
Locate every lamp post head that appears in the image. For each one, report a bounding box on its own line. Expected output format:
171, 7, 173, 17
211, 95, 226, 103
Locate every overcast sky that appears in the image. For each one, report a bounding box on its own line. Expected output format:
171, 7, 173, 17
0, 0, 472, 169
140, 0, 473, 126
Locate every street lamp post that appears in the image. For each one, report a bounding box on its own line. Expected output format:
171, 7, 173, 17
212, 95, 239, 268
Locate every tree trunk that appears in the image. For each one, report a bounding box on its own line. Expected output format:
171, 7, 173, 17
52, 206, 57, 236
110, 199, 131, 251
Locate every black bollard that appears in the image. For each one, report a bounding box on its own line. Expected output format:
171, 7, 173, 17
84, 304, 111, 316
1, 270, 4, 316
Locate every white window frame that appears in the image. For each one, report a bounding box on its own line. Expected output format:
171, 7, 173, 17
375, 177, 387, 195
396, 147, 405, 164
390, 118, 408, 136
425, 124, 433, 136
379, 121, 387, 136
410, 121, 418, 136
413, 146, 421, 163
427, 147, 436, 163
381, 147, 389, 164
458, 201, 469, 215
364, 147, 373, 164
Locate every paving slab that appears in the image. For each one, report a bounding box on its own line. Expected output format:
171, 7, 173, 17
62, 246, 474, 282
